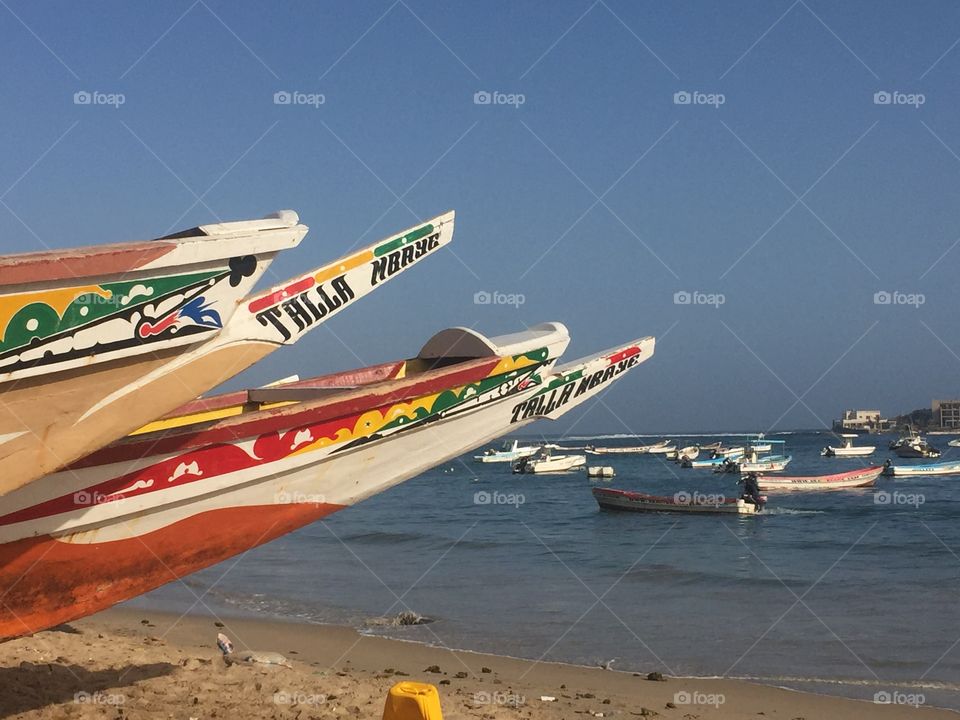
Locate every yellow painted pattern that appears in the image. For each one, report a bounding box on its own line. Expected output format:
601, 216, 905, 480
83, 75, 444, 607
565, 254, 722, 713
130, 401, 296, 435
314, 249, 373, 284
0, 285, 112, 342
288, 388, 453, 458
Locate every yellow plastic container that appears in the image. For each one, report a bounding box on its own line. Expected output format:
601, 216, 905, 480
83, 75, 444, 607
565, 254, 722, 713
383, 682, 443, 720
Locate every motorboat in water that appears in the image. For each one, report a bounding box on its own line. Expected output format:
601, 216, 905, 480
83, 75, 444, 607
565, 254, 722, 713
0, 323, 656, 640
513, 447, 587, 473
756, 466, 882, 491
821, 434, 876, 457
882, 459, 960, 477
592, 487, 761, 515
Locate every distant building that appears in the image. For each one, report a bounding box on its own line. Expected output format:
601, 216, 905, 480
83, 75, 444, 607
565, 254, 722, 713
932, 400, 960, 429
832, 409, 891, 433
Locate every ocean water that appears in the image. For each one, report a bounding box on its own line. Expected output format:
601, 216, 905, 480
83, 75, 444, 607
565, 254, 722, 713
132, 431, 960, 710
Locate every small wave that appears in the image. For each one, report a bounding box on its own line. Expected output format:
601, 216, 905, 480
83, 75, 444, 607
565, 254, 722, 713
365, 610, 434, 627
726, 675, 960, 692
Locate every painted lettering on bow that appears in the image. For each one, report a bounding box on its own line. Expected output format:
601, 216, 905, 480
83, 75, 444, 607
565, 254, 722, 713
509, 353, 641, 423
370, 233, 441, 286
255, 275, 355, 341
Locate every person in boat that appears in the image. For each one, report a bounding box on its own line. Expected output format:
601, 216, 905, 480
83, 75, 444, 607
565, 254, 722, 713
740, 472, 764, 510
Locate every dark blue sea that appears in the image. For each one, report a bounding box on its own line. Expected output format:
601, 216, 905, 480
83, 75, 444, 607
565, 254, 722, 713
131, 430, 960, 710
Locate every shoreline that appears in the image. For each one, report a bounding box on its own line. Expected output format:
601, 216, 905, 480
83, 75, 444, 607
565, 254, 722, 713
1, 606, 952, 719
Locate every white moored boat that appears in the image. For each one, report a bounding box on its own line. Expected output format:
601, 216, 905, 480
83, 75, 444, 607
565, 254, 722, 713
474, 439, 540, 463
821, 434, 876, 457
647, 443, 677, 455
592, 488, 760, 515
756, 466, 882, 491
514, 447, 587, 474
587, 440, 669, 455
882, 459, 960, 477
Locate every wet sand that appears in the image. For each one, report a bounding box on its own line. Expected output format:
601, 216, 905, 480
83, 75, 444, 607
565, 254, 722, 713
0, 607, 950, 719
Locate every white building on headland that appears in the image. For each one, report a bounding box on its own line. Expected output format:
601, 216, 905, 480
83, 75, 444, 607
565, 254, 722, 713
932, 400, 960, 429
832, 409, 890, 433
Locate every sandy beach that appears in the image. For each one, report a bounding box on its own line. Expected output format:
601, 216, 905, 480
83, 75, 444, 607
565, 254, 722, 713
0, 607, 948, 719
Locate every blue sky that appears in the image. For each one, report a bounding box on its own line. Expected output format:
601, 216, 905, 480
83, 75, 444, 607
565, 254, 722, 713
2, 0, 960, 433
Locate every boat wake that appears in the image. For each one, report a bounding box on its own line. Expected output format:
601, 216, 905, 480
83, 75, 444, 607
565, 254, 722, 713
762, 507, 826, 516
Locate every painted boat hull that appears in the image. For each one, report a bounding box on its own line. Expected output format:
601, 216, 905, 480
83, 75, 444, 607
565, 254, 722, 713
593, 488, 758, 515
0, 328, 654, 640
882, 460, 960, 477
757, 466, 882, 491
0, 213, 453, 496
0, 213, 307, 494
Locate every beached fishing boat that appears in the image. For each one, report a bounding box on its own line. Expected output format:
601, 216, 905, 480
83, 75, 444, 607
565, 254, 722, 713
821, 434, 876, 457
473, 439, 541, 463
0, 212, 454, 496
756, 466, 882, 491
882, 459, 960, 477
0, 211, 306, 494
588, 440, 669, 454
0, 325, 654, 640
592, 487, 760, 515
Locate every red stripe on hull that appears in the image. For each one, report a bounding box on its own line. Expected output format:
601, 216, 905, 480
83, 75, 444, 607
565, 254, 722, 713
0, 242, 173, 287
0, 501, 345, 642
74, 357, 500, 467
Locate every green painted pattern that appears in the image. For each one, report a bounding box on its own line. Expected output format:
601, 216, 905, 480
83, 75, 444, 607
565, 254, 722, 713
373, 224, 434, 257
377, 348, 552, 433
0, 269, 223, 353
